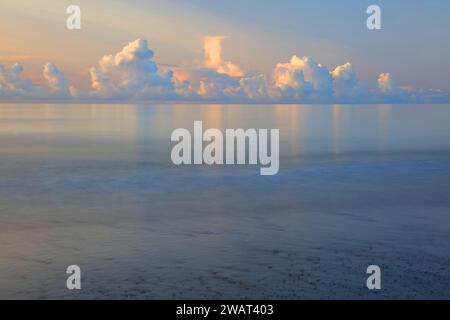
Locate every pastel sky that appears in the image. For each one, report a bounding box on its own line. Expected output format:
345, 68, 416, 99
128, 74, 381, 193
1, 0, 450, 103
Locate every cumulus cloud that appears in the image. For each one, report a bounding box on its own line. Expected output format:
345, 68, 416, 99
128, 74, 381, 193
170, 35, 246, 101
378, 72, 396, 94
376, 72, 422, 102
0, 62, 76, 100
171, 67, 234, 101
272, 55, 333, 102
203, 36, 244, 77
238, 74, 270, 101
0, 63, 35, 99
43, 63, 70, 97
89, 39, 176, 100
197, 72, 239, 100
331, 63, 358, 97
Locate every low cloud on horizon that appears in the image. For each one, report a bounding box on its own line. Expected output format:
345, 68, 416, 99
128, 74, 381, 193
1, 37, 449, 103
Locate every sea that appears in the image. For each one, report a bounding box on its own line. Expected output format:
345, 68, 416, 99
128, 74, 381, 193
0, 103, 449, 299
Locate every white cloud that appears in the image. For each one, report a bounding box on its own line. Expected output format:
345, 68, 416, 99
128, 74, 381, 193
0, 63, 36, 99
332, 62, 358, 97
272, 55, 333, 102
0, 62, 76, 100
43, 63, 70, 97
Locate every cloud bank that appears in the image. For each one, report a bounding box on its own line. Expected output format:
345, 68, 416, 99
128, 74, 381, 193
1, 37, 449, 103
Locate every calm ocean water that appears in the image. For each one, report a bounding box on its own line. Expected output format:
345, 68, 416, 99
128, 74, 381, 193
0, 103, 450, 299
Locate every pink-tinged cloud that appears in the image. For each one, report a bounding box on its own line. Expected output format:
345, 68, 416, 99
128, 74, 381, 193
203, 36, 244, 77
378, 72, 396, 94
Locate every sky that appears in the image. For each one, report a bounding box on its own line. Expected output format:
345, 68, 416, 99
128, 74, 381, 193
1, 0, 450, 103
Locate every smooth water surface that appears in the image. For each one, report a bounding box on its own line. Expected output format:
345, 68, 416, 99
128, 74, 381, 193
1, 103, 450, 299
